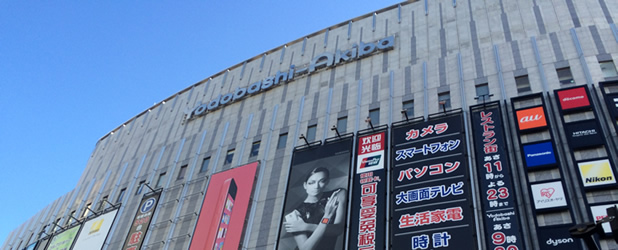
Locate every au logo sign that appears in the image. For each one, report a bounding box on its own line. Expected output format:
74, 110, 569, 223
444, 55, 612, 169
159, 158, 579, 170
577, 159, 616, 187
516, 107, 547, 130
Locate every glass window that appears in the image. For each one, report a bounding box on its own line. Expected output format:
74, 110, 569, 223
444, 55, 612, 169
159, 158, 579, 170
337, 117, 348, 133
199, 157, 210, 173
515, 75, 531, 93
98, 196, 108, 211
81, 203, 92, 218
117, 188, 126, 203
67, 211, 76, 225
557, 67, 574, 85
600, 61, 618, 78
249, 142, 260, 157
369, 108, 380, 125
177, 165, 188, 180
402, 101, 414, 117
475, 83, 489, 97
136, 181, 145, 195
54, 217, 62, 231
224, 149, 235, 165
155, 172, 166, 188
306, 125, 317, 142
438, 92, 451, 109
277, 133, 288, 149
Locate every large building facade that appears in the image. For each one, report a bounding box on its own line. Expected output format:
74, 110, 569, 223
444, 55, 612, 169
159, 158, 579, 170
5, 0, 618, 249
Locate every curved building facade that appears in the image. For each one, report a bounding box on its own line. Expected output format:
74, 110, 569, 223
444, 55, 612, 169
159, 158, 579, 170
5, 0, 618, 249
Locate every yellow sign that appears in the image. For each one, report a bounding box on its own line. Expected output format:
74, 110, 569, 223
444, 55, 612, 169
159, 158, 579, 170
89, 218, 104, 235
578, 159, 615, 187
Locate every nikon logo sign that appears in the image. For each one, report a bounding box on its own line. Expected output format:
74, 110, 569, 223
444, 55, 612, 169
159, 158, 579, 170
184, 36, 395, 122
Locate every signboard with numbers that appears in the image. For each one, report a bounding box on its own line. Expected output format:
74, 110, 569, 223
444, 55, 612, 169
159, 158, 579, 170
471, 105, 525, 250
349, 131, 387, 250
391, 113, 476, 250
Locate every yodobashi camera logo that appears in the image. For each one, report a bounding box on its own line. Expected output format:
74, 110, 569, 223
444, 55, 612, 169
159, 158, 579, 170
546, 237, 573, 246
141, 198, 157, 213
360, 155, 381, 169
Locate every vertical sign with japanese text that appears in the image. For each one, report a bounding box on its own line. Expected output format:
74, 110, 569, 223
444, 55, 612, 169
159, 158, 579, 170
349, 131, 386, 250
471, 106, 525, 250
391, 113, 476, 250
122, 191, 161, 250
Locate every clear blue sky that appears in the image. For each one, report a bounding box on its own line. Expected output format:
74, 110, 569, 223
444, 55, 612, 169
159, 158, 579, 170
0, 1, 403, 246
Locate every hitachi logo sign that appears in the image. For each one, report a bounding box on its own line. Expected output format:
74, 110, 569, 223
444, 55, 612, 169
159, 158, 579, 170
184, 36, 395, 122
520, 115, 543, 123
586, 176, 613, 183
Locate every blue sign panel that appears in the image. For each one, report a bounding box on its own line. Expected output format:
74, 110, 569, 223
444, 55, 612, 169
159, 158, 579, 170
523, 142, 556, 168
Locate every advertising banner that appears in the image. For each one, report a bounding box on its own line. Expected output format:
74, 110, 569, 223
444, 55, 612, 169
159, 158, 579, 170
277, 139, 353, 250
577, 159, 616, 188
564, 120, 603, 149
536, 224, 582, 250
591, 204, 618, 234
471, 106, 525, 250
349, 131, 386, 250
530, 181, 567, 210
46, 225, 81, 250
522, 142, 557, 169
72, 209, 119, 250
190, 161, 259, 250
122, 191, 161, 250
556, 86, 590, 111
391, 113, 476, 250
516, 106, 547, 131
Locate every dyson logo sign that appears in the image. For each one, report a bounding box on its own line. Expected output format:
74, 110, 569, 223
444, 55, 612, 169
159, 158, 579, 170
184, 36, 395, 122
546, 238, 573, 246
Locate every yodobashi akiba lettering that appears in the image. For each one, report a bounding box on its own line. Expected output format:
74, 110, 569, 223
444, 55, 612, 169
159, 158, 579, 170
185, 36, 395, 122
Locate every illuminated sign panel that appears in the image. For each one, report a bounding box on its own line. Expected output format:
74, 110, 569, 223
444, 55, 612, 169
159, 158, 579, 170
522, 142, 557, 168
516, 107, 547, 131
530, 181, 567, 210
577, 159, 616, 187
470, 106, 524, 250
122, 191, 161, 250
591, 204, 618, 234
557, 87, 590, 110
564, 120, 603, 149
349, 132, 386, 250
391, 114, 476, 250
